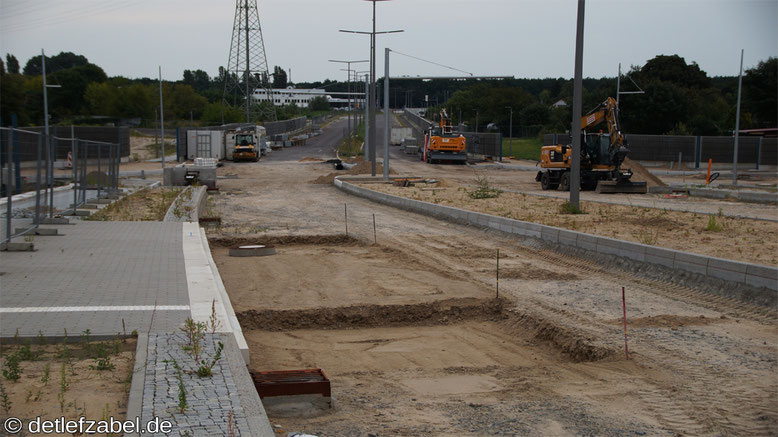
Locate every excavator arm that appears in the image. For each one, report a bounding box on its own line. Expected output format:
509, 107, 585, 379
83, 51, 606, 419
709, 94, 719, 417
582, 97, 628, 168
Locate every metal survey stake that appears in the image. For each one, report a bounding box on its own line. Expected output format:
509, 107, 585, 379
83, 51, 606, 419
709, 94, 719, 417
496, 249, 500, 299
344, 204, 349, 236
622, 286, 629, 360
372, 213, 377, 244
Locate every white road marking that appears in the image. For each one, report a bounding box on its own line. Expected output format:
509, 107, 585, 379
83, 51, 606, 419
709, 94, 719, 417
0, 305, 189, 313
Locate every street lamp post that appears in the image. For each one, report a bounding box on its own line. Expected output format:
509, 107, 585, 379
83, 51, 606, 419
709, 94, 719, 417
340, 0, 402, 176
41, 49, 62, 218
329, 59, 368, 140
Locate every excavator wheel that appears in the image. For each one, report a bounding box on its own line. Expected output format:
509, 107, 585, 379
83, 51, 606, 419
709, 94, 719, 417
559, 172, 571, 191
540, 172, 559, 190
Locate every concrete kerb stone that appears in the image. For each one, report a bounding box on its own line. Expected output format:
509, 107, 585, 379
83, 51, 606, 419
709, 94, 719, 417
674, 250, 710, 275
221, 333, 275, 436
199, 227, 250, 365
745, 264, 778, 290
125, 333, 149, 437
164, 186, 208, 223
334, 178, 778, 293
707, 257, 749, 283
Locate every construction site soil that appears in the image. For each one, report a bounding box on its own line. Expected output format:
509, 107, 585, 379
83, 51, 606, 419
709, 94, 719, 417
359, 180, 778, 266
207, 122, 777, 436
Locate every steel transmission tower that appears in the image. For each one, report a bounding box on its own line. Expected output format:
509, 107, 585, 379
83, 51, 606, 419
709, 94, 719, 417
223, 0, 276, 122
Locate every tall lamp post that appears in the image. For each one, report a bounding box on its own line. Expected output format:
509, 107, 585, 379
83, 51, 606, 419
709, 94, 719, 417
570, 0, 586, 210
473, 110, 479, 133
340, 0, 402, 176
329, 59, 368, 140
41, 49, 61, 218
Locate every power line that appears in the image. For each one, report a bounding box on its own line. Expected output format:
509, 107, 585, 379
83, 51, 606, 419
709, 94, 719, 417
389, 49, 473, 77
2, 0, 150, 33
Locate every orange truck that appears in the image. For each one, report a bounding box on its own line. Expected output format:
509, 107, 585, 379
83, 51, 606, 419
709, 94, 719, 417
419, 109, 467, 164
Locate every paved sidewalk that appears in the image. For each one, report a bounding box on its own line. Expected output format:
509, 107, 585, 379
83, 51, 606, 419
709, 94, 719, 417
0, 221, 190, 337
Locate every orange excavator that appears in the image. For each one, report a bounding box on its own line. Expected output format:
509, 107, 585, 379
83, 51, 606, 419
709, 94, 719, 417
420, 109, 467, 164
535, 97, 647, 193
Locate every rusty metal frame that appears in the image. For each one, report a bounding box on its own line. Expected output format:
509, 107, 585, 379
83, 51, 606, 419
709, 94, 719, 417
251, 368, 331, 399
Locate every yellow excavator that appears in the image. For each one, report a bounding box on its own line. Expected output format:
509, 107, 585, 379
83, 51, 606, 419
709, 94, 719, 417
535, 97, 647, 193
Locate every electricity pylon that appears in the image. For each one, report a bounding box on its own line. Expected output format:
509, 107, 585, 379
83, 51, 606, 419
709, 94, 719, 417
222, 0, 276, 122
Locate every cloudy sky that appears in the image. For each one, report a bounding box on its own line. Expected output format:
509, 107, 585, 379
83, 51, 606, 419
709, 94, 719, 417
1, 0, 776, 83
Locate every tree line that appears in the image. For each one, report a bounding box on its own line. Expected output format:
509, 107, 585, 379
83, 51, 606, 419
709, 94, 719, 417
373, 55, 775, 138
1, 52, 774, 137
0, 52, 329, 127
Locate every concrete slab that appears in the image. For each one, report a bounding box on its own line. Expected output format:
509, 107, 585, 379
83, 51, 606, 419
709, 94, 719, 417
0, 221, 189, 337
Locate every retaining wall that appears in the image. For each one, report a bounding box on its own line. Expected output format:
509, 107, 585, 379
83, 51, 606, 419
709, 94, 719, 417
335, 177, 778, 294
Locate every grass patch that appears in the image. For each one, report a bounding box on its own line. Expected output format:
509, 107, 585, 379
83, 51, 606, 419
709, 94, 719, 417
467, 176, 502, 199
145, 141, 177, 158
558, 201, 585, 215
338, 121, 365, 157
86, 187, 183, 221
705, 215, 724, 232
503, 137, 543, 161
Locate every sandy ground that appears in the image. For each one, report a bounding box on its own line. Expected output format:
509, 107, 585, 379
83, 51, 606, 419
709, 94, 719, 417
361, 180, 778, 266
0, 340, 136, 437
206, 118, 777, 436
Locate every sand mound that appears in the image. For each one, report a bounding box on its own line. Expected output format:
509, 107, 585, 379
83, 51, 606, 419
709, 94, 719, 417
623, 157, 665, 187
312, 161, 394, 184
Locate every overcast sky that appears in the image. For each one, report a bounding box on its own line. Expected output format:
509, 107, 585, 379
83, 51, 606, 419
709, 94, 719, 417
1, 0, 776, 84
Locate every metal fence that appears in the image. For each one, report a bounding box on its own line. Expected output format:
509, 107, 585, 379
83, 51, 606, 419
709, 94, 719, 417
402, 108, 503, 158
1, 127, 120, 245
543, 133, 777, 168
264, 116, 307, 136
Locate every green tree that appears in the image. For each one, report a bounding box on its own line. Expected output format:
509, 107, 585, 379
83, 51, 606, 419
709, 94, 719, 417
5, 54, 19, 74
742, 57, 777, 128
0, 73, 27, 123
272, 66, 287, 89
23, 51, 89, 76
309, 96, 329, 111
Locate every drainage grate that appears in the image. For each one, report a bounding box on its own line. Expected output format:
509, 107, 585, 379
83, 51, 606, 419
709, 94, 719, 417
251, 368, 331, 399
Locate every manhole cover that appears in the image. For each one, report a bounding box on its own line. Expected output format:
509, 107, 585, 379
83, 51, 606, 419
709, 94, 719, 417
229, 243, 276, 257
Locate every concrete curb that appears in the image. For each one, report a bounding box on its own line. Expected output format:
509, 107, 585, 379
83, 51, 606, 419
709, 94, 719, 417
0, 183, 75, 206
200, 227, 251, 365
335, 177, 778, 294
649, 185, 778, 205
163, 186, 208, 222
125, 333, 148, 437
221, 333, 275, 437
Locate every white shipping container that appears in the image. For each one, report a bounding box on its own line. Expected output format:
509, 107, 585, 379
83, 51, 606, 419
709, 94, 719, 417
187, 130, 226, 161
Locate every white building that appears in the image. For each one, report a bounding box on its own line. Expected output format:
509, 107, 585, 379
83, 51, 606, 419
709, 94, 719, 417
252, 86, 362, 109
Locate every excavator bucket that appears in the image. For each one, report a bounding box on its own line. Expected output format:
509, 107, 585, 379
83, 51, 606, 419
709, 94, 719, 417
595, 180, 648, 194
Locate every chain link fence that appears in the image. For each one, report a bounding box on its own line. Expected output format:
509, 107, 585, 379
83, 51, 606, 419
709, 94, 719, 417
1, 127, 120, 246
543, 133, 777, 168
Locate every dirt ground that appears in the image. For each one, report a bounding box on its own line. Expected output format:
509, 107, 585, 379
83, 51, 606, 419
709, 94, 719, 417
0, 339, 136, 437
360, 179, 778, 266
207, 118, 777, 436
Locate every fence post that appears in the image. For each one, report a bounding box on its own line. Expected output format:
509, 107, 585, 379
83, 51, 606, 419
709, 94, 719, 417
5, 134, 13, 242
12, 115, 21, 194
35, 133, 42, 225
97, 143, 102, 199
695, 135, 701, 169
72, 128, 77, 215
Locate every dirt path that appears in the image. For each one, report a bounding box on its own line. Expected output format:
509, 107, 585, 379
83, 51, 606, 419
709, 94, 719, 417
207, 122, 778, 436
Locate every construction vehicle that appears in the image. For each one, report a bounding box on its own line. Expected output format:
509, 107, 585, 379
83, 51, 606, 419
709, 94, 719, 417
227, 125, 267, 162
419, 109, 467, 164
535, 97, 647, 193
